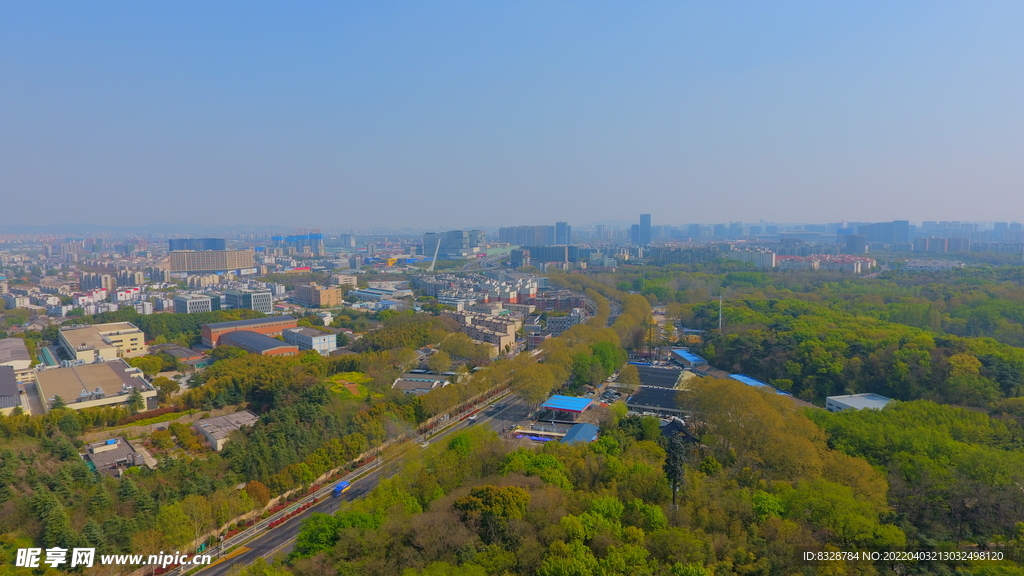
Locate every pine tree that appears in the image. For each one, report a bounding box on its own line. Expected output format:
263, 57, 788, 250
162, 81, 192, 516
82, 520, 107, 551
90, 485, 112, 513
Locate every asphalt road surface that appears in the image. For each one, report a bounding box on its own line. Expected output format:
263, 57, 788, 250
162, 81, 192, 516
196, 395, 532, 576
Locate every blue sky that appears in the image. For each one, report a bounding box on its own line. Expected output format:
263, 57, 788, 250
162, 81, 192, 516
2, 2, 1023, 229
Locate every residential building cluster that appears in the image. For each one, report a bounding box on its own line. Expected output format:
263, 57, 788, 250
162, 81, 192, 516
775, 254, 877, 273
442, 309, 522, 351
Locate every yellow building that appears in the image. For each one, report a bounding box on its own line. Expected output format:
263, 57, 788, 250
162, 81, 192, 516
58, 322, 147, 362
295, 283, 342, 308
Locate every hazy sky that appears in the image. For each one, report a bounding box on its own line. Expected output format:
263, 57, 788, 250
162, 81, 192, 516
2, 2, 1023, 230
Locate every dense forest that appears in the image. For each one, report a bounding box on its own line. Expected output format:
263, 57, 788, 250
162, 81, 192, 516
577, 265, 1024, 407
280, 378, 1024, 576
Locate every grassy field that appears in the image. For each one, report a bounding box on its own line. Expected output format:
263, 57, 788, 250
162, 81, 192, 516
112, 410, 197, 428
328, 372, 373, 397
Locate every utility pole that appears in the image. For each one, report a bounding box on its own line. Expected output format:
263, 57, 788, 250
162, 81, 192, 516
718, 293, 723, 332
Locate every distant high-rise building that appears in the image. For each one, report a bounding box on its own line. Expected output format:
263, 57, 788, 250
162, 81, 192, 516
117, 270, 145, 286
422, 230, 486, 260
169, 250, 255, 272
282, 234, 324, 256
521, 246, 568, 264
555, 222, 572, 245
844, 235, 868, 255
498, 225, 554, 246
639, 214, 652, 245
630, 225, 640, 244
168, 238, 226, 251
224, 289, 273, 314
993, 222, 1009, 240
80, 272, 116, 292
511, 249, 531, 268
861, 221, 909, 244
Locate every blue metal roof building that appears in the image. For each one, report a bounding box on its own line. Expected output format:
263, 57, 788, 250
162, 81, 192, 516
729, 374, 791, 396
561, 423, 599, 444
540, 395, 593, 413
671, 348, 708, 365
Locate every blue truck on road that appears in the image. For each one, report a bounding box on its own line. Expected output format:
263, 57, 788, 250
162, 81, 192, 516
332, 481, 351, 497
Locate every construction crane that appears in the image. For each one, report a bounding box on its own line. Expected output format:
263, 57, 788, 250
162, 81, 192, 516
427, 238, 442, 272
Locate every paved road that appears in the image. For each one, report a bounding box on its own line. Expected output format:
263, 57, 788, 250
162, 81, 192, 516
195, 395, 532, 576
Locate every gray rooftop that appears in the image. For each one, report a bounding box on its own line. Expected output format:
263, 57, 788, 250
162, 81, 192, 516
194, 410, 259, 440
827, 393, 892, 410
0, 338, 30, 366
219, 330, 296, 353
286, 327, 330, 338
150, 343, 202, 359
85, 437, 141, 471
0, 366, 17, 398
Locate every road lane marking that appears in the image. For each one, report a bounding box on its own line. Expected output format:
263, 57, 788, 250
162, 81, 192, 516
205, 547, 251, 568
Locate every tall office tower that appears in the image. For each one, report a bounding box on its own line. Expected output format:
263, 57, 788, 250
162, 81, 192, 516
862, 220, 910, 244
555, 222, 572, 245
844, 235, 868, 255
639, 214, 652, 245
308, 233, 324, 256
168, 238, 227, 251
498, 225, 555, 246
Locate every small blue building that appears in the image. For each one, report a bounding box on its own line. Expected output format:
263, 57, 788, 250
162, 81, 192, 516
561, 423, 599, 444
671, 348, 708, 370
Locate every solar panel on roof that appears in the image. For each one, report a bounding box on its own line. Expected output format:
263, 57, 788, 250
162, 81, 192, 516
540, 395, 593, 413
729, 374, 792, 395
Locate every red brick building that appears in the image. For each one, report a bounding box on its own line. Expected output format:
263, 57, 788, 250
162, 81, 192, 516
201, 316, 297, 347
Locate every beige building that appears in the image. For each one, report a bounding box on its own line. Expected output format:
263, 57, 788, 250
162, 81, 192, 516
35, 360, 155, 413
331, 274, 359, 287
441, 310, 521, 352
0, 338, 35, 383
58, 322, 147, 362
169, 250, 254, 272
295, 283, 342, 307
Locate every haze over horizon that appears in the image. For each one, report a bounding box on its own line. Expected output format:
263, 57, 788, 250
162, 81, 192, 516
3, 2, 1023, 229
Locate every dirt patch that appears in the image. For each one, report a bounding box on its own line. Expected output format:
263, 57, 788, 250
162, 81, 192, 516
334, 381, 361, 395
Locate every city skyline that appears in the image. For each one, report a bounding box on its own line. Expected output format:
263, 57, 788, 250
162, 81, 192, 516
4, 2, 1024, 228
